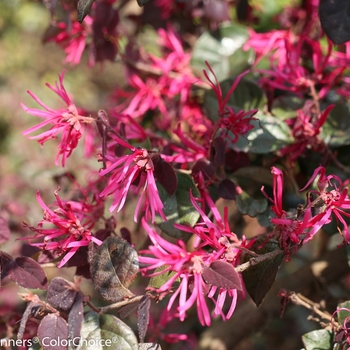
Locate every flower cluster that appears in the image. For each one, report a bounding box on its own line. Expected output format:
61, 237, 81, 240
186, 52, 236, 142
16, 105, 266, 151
139, 193, 253, 326
21, 71, 94, 166
23, 189, 102, 267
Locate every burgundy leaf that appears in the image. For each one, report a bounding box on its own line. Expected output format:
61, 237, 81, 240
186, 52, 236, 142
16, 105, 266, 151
137, 294, 151, 343
0, 250, 13, 282
75, 265, 91, 279
90, 236, 139, 302
47, 277, 77, 310
65, 246, 88, 268
204, 0, 230, 22
0, 217, 10, 244
202, 260, 242, 290
137, 0, 152, 6
242, 239, 285, 306
77, 0, 95, 23
218, 179, 237, 200
153, 155, 177, 196
6, 257, 48, 290
210, 136, 226, 167
192, 158, 216, 180
68, 294, 84, 341
120, 227, 132, 245
92, 2, 119, 62
37, 314, 68, 350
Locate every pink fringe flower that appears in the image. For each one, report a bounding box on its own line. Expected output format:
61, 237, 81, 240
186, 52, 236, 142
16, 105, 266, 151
21, 71, 94, 166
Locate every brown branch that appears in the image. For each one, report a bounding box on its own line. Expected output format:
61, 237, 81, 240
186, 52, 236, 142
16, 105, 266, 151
86, 295, 143, 315
287, 292, 334, 326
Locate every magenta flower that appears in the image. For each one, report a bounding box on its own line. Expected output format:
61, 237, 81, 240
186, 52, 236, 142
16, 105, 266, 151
279, 103, 334, 162
23, 189, 102, 268
45, 17, 92, 65
203, 62, 258, 143
261, 167, 312, 258
140, 191, 249, 325
300, 166, 350, 243
254, 33, 344, 99
22, 71, 94, 166
115, 25, 196, 126
139, 219, 213, 326
162, 123, 207, 165
99, 135, 166, 223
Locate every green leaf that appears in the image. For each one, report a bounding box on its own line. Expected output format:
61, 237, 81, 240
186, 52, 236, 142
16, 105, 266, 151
271, 96, 304, 120
337, 301, 350, 326
77, 312, 103, 350
77, 312, 138, 350
203, 77, 266, 122
100, 314, 138, 350
302, 329, 333, 350
257, 207, 273, 227
191, 23, 254, 82
155, 172, 200, 239
321, 101, 350, 147
233, 113, 293, 154
242, 239, 284, 306
148, 265, 179, 289
236, 191, 268, 217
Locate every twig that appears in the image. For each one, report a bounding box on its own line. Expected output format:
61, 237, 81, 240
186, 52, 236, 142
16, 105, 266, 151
288, 292, 334, 325
93, 295, 144, 315
235, 249, 284, 273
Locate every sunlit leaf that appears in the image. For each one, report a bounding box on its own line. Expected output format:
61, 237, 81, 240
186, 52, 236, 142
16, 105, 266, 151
155, 172, 200, 239
302, 329, 333, 350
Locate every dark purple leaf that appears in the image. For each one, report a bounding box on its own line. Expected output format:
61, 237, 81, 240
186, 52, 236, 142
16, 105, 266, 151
75, 265, 91, 279
192, 158, 216, 180
37, 314, 68, 350
90, 236, 139, 302
65, 246, 88, 268
77, 0, 95, 23
47, 277, 77, 310
68, 294, 84, 341
204, 0, 230, 22
137, 0, 152, 6
92, 2, 119, 62
6, 257, 48, 290
210, 137, 226, 167
202, 261, 242, 290
153, 155, 177, 196
0, 217, 10, 244
118, 298, 140, 319
138, 294, 151, 343
225, 150, 250, 172
120, 227, 132, 245
319, 0, 350, 44
218, 179, 237, 200
242, 239, 285, 306
236, 0, 250, 22
0, 250, 13, 282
